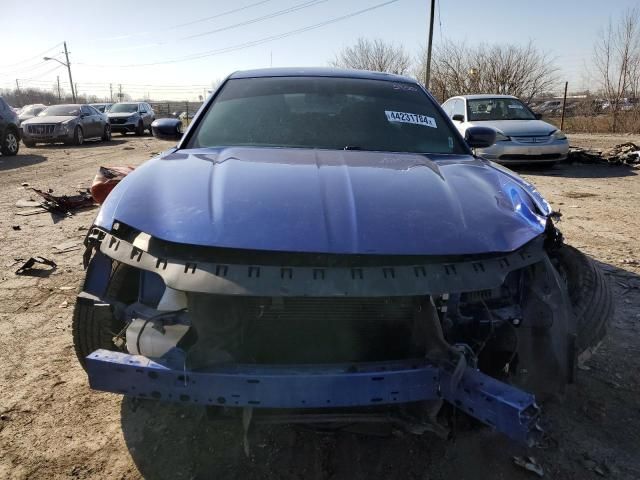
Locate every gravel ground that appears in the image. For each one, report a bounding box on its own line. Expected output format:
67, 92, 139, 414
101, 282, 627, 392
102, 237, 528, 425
0, 133, 638, 480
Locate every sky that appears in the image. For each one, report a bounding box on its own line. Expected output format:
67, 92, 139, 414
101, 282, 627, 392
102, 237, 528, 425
0, 0, 636, 101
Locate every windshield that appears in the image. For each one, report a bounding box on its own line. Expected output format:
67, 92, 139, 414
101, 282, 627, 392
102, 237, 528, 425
467, 98, 536, 121
110, 103, 138, 113
21, 106, 43, 116
189, 77, 466, 155
38, 105, 80, 117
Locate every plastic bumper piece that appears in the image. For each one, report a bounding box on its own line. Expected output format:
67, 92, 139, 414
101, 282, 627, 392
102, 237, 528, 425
86, 349, 541, 445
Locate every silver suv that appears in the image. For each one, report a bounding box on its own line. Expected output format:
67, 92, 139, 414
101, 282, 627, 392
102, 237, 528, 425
107, 102, 155, 135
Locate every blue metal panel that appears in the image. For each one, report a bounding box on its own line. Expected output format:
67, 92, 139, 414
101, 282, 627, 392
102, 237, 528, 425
83, 251, 112, 298
87, 350, 440, 408
94, 149, 546, 256
86, 349, 541, 445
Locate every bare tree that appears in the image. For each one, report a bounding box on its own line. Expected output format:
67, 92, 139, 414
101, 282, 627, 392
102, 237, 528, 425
416, 40, 558, 103
593, 8, 640, 131
330, 38, 412, 75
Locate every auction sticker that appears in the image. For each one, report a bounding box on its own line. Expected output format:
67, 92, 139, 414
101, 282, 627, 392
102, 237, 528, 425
385, 111, 437, 128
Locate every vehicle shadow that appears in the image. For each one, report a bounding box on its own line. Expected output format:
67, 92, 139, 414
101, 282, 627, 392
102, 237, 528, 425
28, 138, 128, 149
511, 162, 637, 178
119, 261, 640, 480
0, 153, 47, 171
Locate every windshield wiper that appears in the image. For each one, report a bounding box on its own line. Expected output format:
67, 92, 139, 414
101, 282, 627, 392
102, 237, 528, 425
343, 145, 370, 151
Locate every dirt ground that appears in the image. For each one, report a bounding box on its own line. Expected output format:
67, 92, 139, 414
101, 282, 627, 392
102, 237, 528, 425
0, 133, 638, 480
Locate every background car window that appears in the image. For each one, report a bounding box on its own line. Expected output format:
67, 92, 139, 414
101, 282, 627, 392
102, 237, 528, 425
453, 100, 465, 118
0, 98, 7, 112
467, 98, 536, 121
81, 106, 92, 115
39, 105, 80, 116
88, 106, 100, 115
110, 103, 138, 113
190, 77, 466, 155
441, 99, 454, 117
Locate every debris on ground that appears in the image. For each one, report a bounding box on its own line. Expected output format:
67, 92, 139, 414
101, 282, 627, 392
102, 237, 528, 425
52, 240, 81, 254
15, 199, 41, 208
513, 456, 545, 477
12, 225, 21, 231
90, 166, 135, 204
29, 188, 95, 216
568, 142, 640, 166
15, 256, 57, 275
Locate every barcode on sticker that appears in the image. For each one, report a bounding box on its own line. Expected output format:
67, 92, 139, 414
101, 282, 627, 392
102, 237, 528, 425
385, 111, 437, 128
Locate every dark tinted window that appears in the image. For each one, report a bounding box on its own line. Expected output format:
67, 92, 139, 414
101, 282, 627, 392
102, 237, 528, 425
190, 77, 466, 154
110, 103, 138, 113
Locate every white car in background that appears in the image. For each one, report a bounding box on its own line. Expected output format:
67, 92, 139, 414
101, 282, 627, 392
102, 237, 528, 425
442, 94, 569, 166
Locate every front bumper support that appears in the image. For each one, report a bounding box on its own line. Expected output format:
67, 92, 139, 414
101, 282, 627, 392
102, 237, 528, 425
86, 349, 541, 445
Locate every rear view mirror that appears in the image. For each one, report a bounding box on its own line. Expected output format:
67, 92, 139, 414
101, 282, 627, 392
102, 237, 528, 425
152, 118, 183, 141
452, 114, 464, 122
465, 126, 496, 149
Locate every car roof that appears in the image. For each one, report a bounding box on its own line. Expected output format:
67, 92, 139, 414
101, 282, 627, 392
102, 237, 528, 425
229, 67, 417, 84
451, 94, 520, 101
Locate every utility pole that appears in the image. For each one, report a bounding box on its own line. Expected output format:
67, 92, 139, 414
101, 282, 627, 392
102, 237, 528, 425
109, 83, 113, 102
56, 76, 61, 101
560, 81, 569, 131
118, 84, 122, 101
15, 79, 21, 99
424, 0, 436, 90
63, 41, 76, 102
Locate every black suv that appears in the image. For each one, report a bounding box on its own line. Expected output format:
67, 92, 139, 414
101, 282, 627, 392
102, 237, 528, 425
0, 96, 20, 156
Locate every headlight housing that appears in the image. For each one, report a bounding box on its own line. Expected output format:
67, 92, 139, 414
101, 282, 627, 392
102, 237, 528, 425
551, 130, 567, 140
495, 132, 510, 142
56, 122, 70, 134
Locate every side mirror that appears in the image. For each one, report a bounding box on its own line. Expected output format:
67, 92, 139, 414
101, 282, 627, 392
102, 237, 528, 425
452, 114, 464, 122
152, 118, 183, 140
534, 113, 543, 120
465, 126, 496, 149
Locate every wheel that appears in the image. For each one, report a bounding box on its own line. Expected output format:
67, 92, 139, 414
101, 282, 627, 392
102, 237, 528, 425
102, 124, 112, 141
135, 121, 144, 136
552, 244, 614, 354
23, 139, 36, 148
73, 126, 84, 146
1, 129, 20, 156
72, 263, 138, 370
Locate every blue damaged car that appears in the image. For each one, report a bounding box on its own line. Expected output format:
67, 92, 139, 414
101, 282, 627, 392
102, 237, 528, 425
74, 68, 612, 446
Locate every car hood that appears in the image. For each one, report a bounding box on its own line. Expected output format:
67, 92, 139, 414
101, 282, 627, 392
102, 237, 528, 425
95, 147, 549, 256
22, 116, 76, 125
108, 112, 137, 119
469, 120, 557, 137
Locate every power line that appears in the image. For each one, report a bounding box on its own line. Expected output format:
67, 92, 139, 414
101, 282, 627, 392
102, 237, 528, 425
83, 0, 402, 68
0, 42, 63, 68
171, 0, 273, 30
100, 0, 273, 40
177, 0, 328, 42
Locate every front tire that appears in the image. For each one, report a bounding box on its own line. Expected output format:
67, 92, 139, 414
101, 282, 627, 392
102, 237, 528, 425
135, 121, 144, 136
72, 263, 138, 370
1, 129, 20, 156
553, 244, 614, 354
73, 126, 84, 146
102, 124, 111, 141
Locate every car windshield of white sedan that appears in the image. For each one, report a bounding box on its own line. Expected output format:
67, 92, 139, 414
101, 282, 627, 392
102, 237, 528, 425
110, 103, 138, 113
39, 105, 80, 116
467, 98, 536, 121
190, 77, 466, 154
